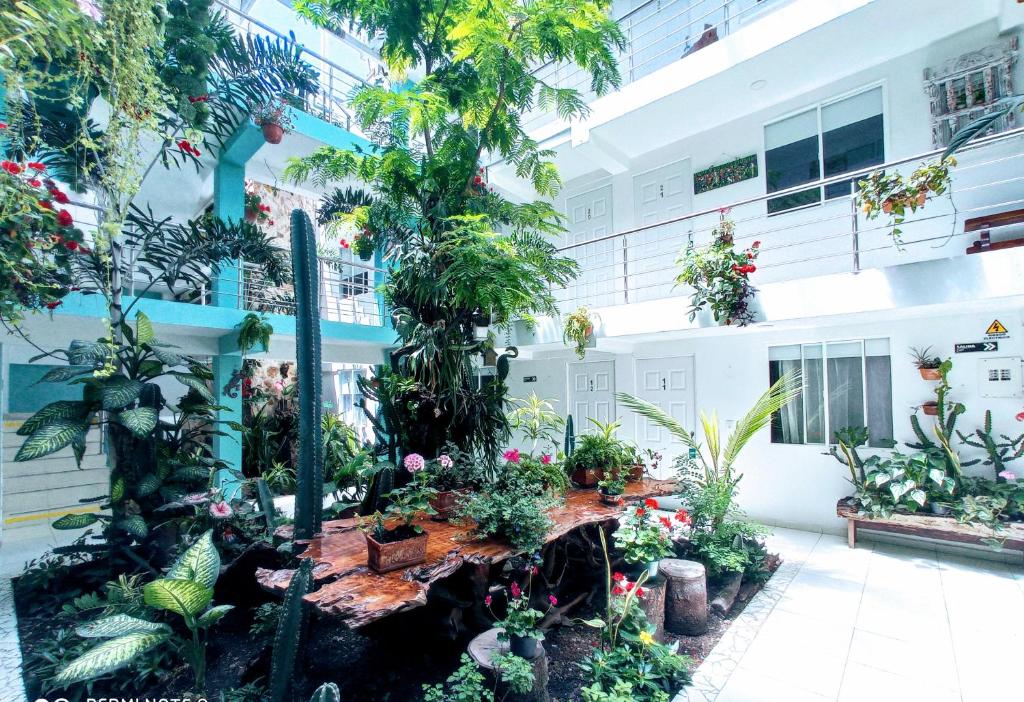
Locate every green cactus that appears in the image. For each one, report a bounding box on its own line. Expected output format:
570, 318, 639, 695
907, 360, 976, 476
957, 409, 1024, 480
256, 477, 278, 533
309, 683, 341, 702
358, 461, 395, 516
564, 414, 575, 457
290, 209, 324, 540
270, 557, 314, 702
827, 426, 869, 483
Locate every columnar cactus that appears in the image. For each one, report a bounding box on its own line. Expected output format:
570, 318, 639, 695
564, 414, 575, 457
290, 209, 324, 539
270, 558, 314, 702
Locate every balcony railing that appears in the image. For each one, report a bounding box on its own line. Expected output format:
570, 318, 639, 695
553, 128, 1024, 312
214, 0, 378, 131
528, 0, 791, 128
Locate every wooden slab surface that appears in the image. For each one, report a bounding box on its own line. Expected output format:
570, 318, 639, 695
257, 480, 676, 627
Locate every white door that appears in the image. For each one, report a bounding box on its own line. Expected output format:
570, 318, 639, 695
564, 185, 617, 308
631, 160, 692, 303
568, 361, 616, 434
631, 356, 696, 476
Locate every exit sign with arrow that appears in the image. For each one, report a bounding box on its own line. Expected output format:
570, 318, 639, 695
955, 342, 998, 353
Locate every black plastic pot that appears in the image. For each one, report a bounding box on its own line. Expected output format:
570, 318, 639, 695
509, 634, 539, 659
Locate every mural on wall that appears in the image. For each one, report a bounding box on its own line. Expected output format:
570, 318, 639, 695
693, 154, 759, 194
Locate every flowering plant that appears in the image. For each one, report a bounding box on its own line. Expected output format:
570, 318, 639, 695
361, 457, 437, 541
858, 158, 953, 247
0, 161, 87, 323
598, 468, 626, 496
487, 580, 557, 641
426, 444, 482, 491
675, 216, 760, 326
244, 190, 272, 223
613, 499, 678, 566
251, 96, 294, 130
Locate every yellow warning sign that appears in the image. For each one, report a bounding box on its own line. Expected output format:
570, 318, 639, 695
985, 319, 1009, 338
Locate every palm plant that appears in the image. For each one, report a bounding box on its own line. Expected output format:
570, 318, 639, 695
508, 394, 565, 453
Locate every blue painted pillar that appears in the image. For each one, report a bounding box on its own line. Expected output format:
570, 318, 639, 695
212, 352, 244, 500
213, 160, 245, 309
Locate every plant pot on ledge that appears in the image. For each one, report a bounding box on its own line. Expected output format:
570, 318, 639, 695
365, 528, 429, 574
571, 467, 602, 488
921, 401, 939, 416
919, 367, 943, 381
627, 463, 645, 482
509, 634, 540, 659
429, 490, 466, 522
261, 121, 285, 144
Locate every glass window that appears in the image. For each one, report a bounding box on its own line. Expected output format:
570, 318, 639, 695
770, 338, 892, 446
766, 87, 885, 213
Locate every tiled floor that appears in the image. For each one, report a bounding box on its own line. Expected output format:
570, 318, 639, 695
678, 528, 1023, 702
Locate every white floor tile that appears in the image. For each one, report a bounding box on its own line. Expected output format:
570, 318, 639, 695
838, 662, 962, 702
716, 667, 833, 702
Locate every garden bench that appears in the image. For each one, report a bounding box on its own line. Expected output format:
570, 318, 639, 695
256, 479, 677, 628
837, 498, 1024, 552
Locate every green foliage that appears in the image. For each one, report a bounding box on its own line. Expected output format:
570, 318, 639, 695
249, 602, 281, 640
613, 503, 674, 566
55, 531, 230, 689
425, 443, 485, 492
563, 306, 595, 359
957, 409, 1024, 481
236, 313, 274, 354
291, 209, 325, 540
675, 218, 761, 325
422, 651, 533, 702
460, 470, 556, 553
160, 0, 217, 127
508, 394, 565, 452
566, 432, 626, 474
858, 158, 954, 246
517, 454, 570, 495
910, 346, 942, 370
906, 360, 974, 478
309, 682, 342, 702
564, 414, 576, 457
270, 558, 314, 702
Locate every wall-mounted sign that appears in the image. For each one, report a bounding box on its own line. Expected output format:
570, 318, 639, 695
523, 375, 537, 383
985, 319, 1009, 339
693, 154, 758, 195
955, 342, 998, 353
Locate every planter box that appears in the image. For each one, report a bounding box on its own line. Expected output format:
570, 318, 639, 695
837, 498, 1024, 552
365, 531, 429, 573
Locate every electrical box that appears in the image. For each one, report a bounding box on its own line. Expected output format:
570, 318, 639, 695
978, 357, 1023, 398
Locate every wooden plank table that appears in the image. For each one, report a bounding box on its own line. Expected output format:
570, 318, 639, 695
838, 498, 1024, 551
257, 480, 677, 628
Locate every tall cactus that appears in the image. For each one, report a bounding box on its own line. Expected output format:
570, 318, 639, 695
270, 558, 314, 702
290, 209, 324, 540
957, 409, 1024, 480
564, 414, 576, 457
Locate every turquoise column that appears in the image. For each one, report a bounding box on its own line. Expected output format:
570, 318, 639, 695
212, 352, 244, 500
212, 160, 245, 308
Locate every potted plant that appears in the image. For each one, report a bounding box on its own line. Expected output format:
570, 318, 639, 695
353, 227, 376, 261
598, 468, 626, 506
613, 498, 676, 579
622, 443, 645, 482
252, 97, 294, 144
426, 446, 481, 521
459, 471, 556, 554
360, 454, 437, 573
674, 215, 761, 326
910, 346, 943, 380
565, 418, 627, 488
563, 306, 596, 359
486, 580, 557, 659
244, 190, 272, 224
921, 400, 940, 416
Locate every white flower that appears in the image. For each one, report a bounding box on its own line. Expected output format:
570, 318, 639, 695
76, 0, 103, 21
998, 470, 1017, 482
438, 454, 453, 469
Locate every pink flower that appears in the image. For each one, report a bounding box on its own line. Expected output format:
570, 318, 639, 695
183, 492, 210, 505
76, 0, 103, 21
438, 454, 453, 469
404, 453, 426, 473
999, 470, 1017, 481
209, 501, 232, 519
540, 454, 552, 465
548, 594, 558, 606
484, 595, 492, 606
1016, 411, 1024, 422
510, 582, 522, 599
503, 448, 521, 464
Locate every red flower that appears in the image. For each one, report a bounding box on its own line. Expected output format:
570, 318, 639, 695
27, 178, 41, 187
674, 509, 691, 525
625, 582, 635, 592
746, 252, 754, 259
38, 199, 53, 211
268, 220, 274, 225
188, 95, 209, 103
0, 122, 7, 129
635, 587, 646, 599
50, 188, 69, 204
484, 595, 492, 606
532, 565, 540, 575
510, 582, 522, 599
612, 572, 626, 582
27, 162, 45, 171
64, 240, 79, 251
2, 160, 22, 175
474, 175, 483, 185
57, 209, 73, 227
46, 300, 62, 309
753, 240, 761, 247
644, 498, 659, 509
1017, 411, 1024, 422
635, 507, 645, 517
612, 584, 625, 596
548, 595, 558, 606
747, 264, 757, 273
659, 516, 672, 529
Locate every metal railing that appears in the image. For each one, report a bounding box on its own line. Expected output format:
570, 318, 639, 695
214, 0, 381, 131
527, 0, 790, 128
553, 128, 1024, 311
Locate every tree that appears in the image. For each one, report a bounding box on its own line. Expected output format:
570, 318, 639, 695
286, 0, 625, 462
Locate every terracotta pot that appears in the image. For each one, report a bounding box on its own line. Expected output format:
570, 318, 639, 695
922, 402, 939, 416
365, 530, 428, 574
627, 463, 645, 482
919, 368, 942, 381
262, 122, 285, 144
429, 490, 466, 521
599, 490, 623, 506
571, 467, 601, 488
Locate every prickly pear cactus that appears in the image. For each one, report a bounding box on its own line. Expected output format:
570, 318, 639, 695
290, 209, 324, 540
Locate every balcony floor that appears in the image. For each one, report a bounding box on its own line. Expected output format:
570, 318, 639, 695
677, 528, 1023, 702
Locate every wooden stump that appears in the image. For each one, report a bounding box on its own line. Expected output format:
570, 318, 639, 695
468, 628, 550, 702
661, 558, 708, 635
637, 576, 666, 641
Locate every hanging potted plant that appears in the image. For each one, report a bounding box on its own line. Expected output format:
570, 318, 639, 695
244, 190, 272, 224
910, 346, 943, 380
352, 227, 376, 261
858, 158, 954, 248
675, 214, 761, 326
360, 454, 437, 573
563, 306, 596, 359
252, 97, 294, 144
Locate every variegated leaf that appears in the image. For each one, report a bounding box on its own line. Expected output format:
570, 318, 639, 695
143, 578, 212, 617
196, 604, 234, 628
16, 400, 85, 436
169, 372, 215, 402
135, 311, 155, 345
52, 512, 100, 530
135, 473, 162, 497
167, 529, 220, 588
118, 515, 149, 539
76, 614, 170, 639
118, 406, 158, 437
101, 377, 144, 410
54, 632, 169, 685
15, 419, 86, 461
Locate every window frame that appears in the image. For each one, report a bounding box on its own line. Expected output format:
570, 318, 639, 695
763, 81, 890, 215
769, 336, 893, 447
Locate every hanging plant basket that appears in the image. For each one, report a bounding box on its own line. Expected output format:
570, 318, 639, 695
365, 530, 429, 573
262, 122, 285, 144
598, 488, 623, 506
